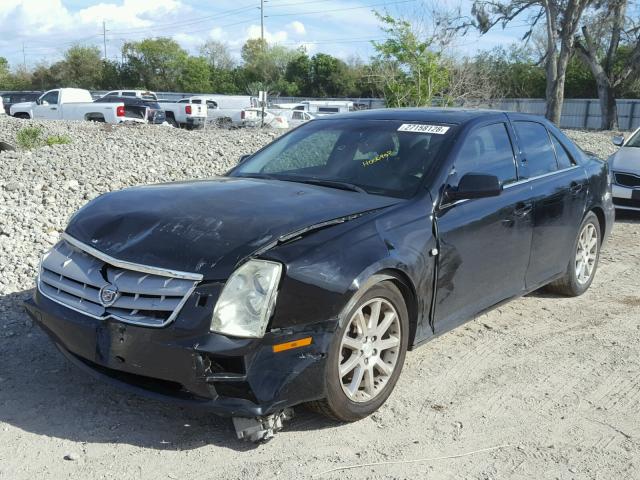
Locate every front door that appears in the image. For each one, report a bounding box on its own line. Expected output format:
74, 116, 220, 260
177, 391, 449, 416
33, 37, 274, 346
434, 121, 534, 334
34, 91, 61, 120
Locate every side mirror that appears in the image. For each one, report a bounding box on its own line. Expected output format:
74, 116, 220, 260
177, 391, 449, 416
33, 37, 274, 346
35, 98, 41, 105
612, 135, 624, 147
239, 154, 251, 164
446, 173, 502, 202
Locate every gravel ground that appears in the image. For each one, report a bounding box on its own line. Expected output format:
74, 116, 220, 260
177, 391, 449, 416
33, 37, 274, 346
0, 116, 638, 479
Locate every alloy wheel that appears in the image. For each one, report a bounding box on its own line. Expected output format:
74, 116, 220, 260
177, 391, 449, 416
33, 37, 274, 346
338, 298, 401, 402
575, 223, 598, 285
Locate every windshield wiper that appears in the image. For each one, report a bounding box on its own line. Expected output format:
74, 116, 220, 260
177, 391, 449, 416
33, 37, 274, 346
295, 178, 368, 194
236, 173, 367, 193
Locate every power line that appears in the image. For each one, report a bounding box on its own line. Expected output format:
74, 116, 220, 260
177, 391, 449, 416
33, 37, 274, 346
265, 0, 417, 17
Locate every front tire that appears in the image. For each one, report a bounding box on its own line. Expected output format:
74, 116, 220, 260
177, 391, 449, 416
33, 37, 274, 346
547, 211, 601, 296
308, 280, 409, 422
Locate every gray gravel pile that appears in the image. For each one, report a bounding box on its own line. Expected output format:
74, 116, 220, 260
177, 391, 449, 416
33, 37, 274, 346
0, 116, 279, 301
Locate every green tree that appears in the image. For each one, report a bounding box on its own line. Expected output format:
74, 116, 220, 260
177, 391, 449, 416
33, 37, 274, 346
122, 38, 188, 90
200, 40, 235, 70
310, 53, 353, 97
285, 53, 312, 95
371, 13, 450, 107
57, 45, 103, 89
178, 56, 212, 93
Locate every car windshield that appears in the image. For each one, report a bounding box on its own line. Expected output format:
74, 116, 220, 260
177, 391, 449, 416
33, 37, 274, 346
229, 119, 453, 198
625, 130, 640, 148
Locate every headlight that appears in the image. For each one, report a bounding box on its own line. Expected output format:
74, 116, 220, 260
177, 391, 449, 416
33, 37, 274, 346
211, 259, 282, 338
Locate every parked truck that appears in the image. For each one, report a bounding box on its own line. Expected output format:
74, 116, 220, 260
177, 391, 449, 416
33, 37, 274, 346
10, 88, 128, 123
157, 98, 208, 129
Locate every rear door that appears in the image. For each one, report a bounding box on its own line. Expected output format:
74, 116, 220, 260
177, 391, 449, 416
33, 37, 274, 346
434, 120, 534, 333
511, 120, 588, 287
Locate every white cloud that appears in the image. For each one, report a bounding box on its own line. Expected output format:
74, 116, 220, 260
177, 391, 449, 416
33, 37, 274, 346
246, 25, 288, 44
287, 21, 306, 36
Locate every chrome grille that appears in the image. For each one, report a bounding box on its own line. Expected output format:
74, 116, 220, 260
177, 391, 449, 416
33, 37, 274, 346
614, 172, 640, 189
37, 235, 202, 327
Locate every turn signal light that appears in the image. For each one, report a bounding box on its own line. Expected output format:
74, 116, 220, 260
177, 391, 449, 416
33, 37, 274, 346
272, 337, 312, 353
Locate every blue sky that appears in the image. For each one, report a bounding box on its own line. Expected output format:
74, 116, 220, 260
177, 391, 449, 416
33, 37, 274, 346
0, 0, 529, 69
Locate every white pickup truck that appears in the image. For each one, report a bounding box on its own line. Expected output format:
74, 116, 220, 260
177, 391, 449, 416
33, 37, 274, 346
10, 88, 128, 123
158, 99, 207, 129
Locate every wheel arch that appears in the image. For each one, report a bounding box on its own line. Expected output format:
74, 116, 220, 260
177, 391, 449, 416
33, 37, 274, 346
376, 268, 420, 349
589, 206, 606, 244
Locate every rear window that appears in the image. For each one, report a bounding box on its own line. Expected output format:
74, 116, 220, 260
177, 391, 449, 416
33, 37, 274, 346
122, 91, 136, 97
513, 121, 558, 178
550, 134, 575, 169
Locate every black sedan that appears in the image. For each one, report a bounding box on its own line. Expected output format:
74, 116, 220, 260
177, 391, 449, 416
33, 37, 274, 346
25, 109, 614, 441
94, 95, 166, 124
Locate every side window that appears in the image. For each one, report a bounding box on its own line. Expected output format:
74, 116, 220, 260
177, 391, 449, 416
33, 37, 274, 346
455, 123, 517, 185
178, 99, 188, 103
41, 91, 59, 105
292, 111, 302, 120
106, 92, 118, 97
513, 121, 558, 177
206, 100, 217, 109
122, 91, 136, 97
191, 99, 202, 104
550, 134, 575, 169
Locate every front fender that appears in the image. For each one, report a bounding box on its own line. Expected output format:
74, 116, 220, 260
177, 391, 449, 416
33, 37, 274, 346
264, 198, 436, 345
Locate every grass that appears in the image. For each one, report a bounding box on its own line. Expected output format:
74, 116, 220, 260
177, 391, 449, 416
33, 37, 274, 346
15, 127, 72, 150
45, 135, 71, 146
16, 126, 43, 150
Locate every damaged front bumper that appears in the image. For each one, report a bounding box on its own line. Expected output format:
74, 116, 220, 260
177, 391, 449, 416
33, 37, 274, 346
25, 289, 333, 418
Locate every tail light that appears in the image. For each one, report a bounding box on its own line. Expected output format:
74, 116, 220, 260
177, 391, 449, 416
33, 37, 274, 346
185, 105, 192, 114
116, 105, 125, 117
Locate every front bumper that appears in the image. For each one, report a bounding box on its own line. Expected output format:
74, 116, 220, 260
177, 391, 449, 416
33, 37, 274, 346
25, 290, 333, 417
612, 184, 640, 211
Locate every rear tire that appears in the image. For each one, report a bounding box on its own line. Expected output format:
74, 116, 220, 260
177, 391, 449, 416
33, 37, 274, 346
307, 280, 409, 422
166, 114, 178, 128
547, 211, 600, 296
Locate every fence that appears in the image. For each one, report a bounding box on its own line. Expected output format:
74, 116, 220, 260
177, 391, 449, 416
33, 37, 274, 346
6, 89, 640, 130
461, 98, 640, 131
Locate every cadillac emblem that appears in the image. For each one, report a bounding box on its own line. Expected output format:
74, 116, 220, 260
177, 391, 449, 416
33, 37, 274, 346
99, 284, 119, 307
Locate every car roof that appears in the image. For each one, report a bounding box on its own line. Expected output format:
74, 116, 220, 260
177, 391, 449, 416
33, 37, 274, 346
317, 107, 540, 126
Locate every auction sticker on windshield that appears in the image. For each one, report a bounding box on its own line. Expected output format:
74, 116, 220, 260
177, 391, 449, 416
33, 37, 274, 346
398, 124, 450, 134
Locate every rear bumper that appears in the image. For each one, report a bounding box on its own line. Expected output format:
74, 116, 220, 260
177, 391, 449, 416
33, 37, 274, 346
612, 185, 640, 211
186, 117, 206, 129
25, 291, 333, 417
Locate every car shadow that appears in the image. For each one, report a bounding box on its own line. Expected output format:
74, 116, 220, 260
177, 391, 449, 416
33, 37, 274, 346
0, 289, 338, 452
614, 209, 640, 223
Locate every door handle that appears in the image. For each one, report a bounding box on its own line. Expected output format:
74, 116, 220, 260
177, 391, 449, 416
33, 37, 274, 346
50, 107, 57, 110
514, 203, 533, 217
570, 182, 583, 194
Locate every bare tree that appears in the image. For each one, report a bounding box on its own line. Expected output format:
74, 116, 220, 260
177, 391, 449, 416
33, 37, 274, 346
199, 40, 235, 71
575, 0, 640, 129
467, 0, 594, 124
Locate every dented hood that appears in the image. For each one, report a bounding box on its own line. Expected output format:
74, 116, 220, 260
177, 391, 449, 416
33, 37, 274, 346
65, 177, 400, 279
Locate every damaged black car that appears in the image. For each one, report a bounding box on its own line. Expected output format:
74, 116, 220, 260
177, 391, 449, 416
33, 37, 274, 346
26, 109, 614, 441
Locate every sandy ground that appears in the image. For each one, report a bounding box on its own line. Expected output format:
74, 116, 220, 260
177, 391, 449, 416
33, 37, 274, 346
1, 125, 639, 479
1, 219, 638, 480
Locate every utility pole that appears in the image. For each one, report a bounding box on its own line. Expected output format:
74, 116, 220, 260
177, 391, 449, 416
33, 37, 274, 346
22, 42, 26, 69
102, 21, 107, 60
260, 0, 265, 127
260, 0, 264, 44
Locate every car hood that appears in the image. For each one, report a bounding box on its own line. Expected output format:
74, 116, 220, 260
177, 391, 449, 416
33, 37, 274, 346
9, 101, 34, 112
65, 177, 401, 279
611, 147, 640, 173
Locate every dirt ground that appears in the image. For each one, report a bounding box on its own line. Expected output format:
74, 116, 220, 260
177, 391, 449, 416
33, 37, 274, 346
0, 211, 637, 479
